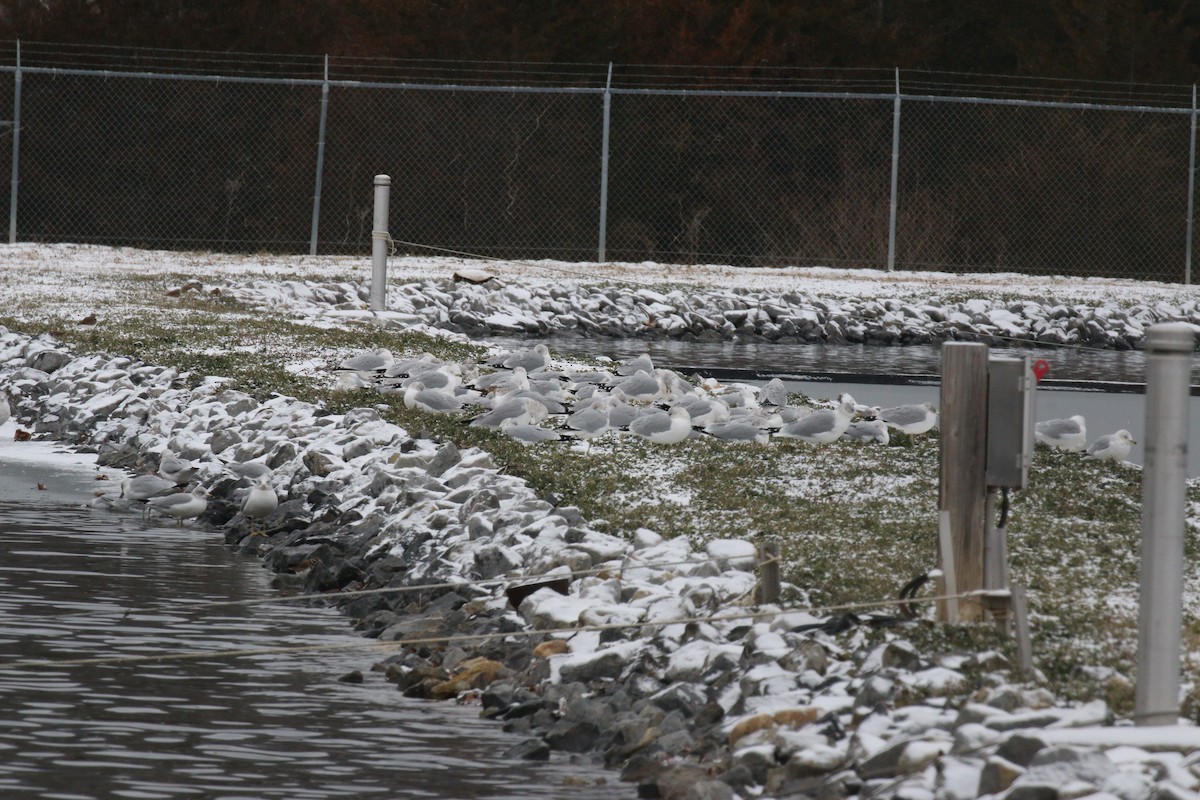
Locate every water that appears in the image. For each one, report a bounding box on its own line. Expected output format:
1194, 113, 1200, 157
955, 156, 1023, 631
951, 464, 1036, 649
0, 442, 628, 800
528, 337, 1178, 385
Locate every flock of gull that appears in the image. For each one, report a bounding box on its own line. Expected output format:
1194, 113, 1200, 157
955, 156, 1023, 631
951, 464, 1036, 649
0, 343, 1138, 529
339, 344, 1139, 464
1034, 415, 1137, 462
337, 344, 940, 449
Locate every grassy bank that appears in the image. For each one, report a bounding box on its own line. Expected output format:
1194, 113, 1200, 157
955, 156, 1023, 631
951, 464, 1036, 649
2, 264, 1197, 720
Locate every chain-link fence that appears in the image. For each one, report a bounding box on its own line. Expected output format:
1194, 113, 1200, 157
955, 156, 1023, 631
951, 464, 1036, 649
0, 42, 1195, 282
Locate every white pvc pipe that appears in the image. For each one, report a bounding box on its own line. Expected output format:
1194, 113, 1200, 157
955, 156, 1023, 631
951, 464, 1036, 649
369, 174, 391, 312
1134, 321, 1195, 725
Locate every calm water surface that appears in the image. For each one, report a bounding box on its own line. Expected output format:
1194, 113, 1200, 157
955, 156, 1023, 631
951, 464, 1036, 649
0, 445, 628, 800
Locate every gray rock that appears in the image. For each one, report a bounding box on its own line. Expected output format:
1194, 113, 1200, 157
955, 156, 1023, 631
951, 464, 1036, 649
502, 737, 550, 760
426, 441, 461, 477
545, 719, 601, 752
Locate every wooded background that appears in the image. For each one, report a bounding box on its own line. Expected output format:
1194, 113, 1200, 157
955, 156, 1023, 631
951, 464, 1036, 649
3, 1, 1198, 87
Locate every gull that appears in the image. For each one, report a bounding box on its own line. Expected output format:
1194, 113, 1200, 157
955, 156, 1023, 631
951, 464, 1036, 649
613, 370, 664, 403
703, 420, 769, 445
146, 485, 209, 527
498, 344, 551, 373
563, 405, 611, 440
242, 477, 278, 536
121, 473, 177, 503
680, 397, 731, 428
759, 378, 789, 408
334, 348, 394, 387
1085, 430, 1136, 462
158, 453, 198, 485
225, 460, 274, 483
843, 418, 890, 445
878, 402, 938, 436
502, 424, 564, 445
403, 381, 467, 414
627, 405, 693, 444
469, 396, 548, 429
1035, 415, 1087, 451
617, 352, 654, 377
775, 401, 855, 444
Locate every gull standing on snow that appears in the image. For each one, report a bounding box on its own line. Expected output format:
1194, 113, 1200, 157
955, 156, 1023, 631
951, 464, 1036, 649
1085, 430, 1136, 462
1035, 415, 1087, 451
146, 485, 209, 527
775, 400, 855, 444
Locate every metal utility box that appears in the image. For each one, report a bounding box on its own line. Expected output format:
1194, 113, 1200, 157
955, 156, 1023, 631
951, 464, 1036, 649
986, 356, 1036, 489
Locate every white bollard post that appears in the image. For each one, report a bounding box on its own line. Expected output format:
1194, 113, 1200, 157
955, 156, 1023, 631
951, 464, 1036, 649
1134, 322, 1195, 726
369, 174, 391, 312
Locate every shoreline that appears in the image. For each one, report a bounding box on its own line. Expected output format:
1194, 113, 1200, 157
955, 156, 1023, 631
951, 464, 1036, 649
4, 322, 1200, 799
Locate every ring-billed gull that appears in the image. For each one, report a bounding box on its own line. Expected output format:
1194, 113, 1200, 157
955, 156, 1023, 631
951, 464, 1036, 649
878, 402, 938, 436
843, 418, 890, 444
498, 344, 551, 373
121, 473, 176, 503
702, 420, 769, 445
146, 485, 208, 527
502, 423, 564, 445
628, 405, 692, 444
403, 381, 467, 414
469, 397, 548, 429
158, 453, 198, 485
225, 460, 273, 482
1085, 430, 1136, 462
1035, 415, 1086, 451
242, 477, 278, 536
775, 400, 855, 444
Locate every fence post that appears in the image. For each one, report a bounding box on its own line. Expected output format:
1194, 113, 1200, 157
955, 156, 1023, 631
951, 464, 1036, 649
938, 341, 989, 622
1186, 84, 1196, 285
756, 539, 780, 605
1134, 322, 1194, 725
369, 174, 391, 312
8, 40, 21, 245
309, 54, 330, 257
598, 62, 613, 263
886, 67, 901, 272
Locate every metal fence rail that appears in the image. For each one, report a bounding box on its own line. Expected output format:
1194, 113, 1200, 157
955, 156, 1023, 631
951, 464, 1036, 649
0, 42, 1195, 283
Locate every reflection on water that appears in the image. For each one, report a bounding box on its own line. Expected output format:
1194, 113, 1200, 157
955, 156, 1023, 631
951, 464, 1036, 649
0, 503, 626, 800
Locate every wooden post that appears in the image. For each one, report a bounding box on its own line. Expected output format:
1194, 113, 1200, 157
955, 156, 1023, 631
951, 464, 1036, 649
939, 342, 989, 621
757, 540, 781, 605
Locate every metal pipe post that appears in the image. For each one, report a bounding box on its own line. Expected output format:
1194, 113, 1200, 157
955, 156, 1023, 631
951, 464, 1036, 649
886, 67, 901, 272
597, 62, 613, 263
369, 174, 391, 312
309, 54, 330, 256
8, 40, 21, 245
1134, 322, 1195, 725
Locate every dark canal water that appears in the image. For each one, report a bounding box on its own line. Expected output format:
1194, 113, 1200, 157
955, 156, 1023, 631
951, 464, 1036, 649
0, 437, 628, 800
